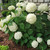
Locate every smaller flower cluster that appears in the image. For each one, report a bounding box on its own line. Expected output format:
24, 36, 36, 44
31, 37, 42, 48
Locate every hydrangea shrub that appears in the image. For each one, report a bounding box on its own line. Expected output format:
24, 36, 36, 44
0, 1, 50, 50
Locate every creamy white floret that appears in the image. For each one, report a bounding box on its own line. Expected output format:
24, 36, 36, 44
37, 37, 43, 43
14, 32, 22, 40
8, 22, 18, 32
47, 39, 50, 45
26, 13, 37, 24
8, 5, 15, 10
38, 3, 49, 12
31, 40, 38, 48
26, 3, 37, 12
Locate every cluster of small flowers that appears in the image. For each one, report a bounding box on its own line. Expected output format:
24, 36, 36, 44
0, 1, 50, 48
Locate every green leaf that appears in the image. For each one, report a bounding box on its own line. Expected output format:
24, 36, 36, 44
35, 11, 41, 13
27, 43, 31, 48
15, 40, 19, 44
42, 13, 47, 21
5, 28, 9, 34
28, 29, 33, 35
40, 41, 47, 50
25, 23, 31, 29
13, 38, 19, 44
35, 21, 43, 29
23, 33, 29, 38
24, 39, 28, 43
45, 30, 50, 36
9, 33, 14, 40
19, 23, 25, 30
21, 40, 24, 46
8, 22, 12, 26
35, 15, 43, 29
29, 36, 36, 40
14, 17, 25, 24
44, 35, 50, 42
15, 10, 18, 14
37, 33, 42, 37
22, 11, 27, 16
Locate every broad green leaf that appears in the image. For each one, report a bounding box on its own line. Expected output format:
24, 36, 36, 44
25, 23, 31, 29
40, 41, 47, 50
29, 36, 36, 40
27, 43, 31, 48
21, 40, 24, 46
15, 40, 19, 44
22, 11, 27, 16
28, 29, 33, 35
37, 33, 42, 37
24, 39, 28, 43
23, 33, 29, 38
19, 23, 25, 30
9, 33, 14, 40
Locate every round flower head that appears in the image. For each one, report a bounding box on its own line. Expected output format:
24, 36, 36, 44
31, 40, 38, 48
26, 13, 37, 24
8, 5, 15, 10
26, 3, 37, 12
38, 3, 49, 12
14, 32, 22, 40
8, 22, 18, 32
37, 37, 43, 43
47, 39, 50, 45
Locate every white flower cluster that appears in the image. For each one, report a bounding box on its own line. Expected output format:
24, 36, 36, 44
8, 5, 15, 10
37, 37, 43, 43
14, 32, 22, 40
26, 3, 37, 12
38, 4, 49, 12
31, 37, 42, 48
31, 40, 38, 48
26, 13, 37, 24
47, 39, 50, 45
8, 22, 18, 32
